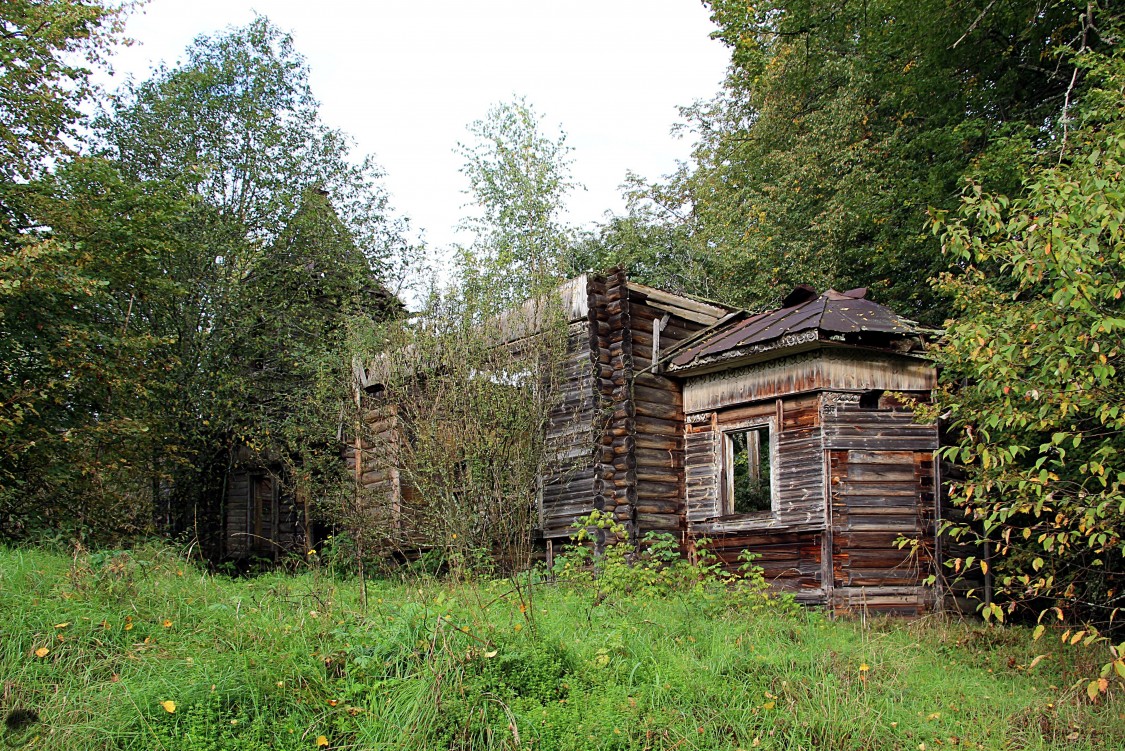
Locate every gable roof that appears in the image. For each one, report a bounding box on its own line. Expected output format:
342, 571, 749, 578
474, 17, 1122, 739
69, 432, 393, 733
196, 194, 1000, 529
666, 286, 931, 375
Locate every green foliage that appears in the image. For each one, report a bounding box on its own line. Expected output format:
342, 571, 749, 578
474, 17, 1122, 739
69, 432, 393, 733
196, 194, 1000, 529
0, 159, 196, 540
926, 41, 1125, 637
3, 545, 1123, 750
0, 0, 125, 182
553, 511, 795, 615
366, 285, 567, 572
2, 17, 410, 547
456, 97, 579, 308
591, 0, 1107, 323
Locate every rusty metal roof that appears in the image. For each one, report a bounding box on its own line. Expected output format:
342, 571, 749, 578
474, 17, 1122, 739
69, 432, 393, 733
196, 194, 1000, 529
668, 287, 925, 372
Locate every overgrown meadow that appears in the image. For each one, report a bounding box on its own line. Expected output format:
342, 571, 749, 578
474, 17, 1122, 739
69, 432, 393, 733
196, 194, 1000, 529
1, 544, 1122, 751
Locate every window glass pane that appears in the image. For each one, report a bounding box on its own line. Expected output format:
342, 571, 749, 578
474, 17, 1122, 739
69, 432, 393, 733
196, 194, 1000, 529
730, 427, 771, 514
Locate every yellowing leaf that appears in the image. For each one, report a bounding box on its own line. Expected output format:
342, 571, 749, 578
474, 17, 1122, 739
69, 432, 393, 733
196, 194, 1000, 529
161, 700, 176, 714
34, 647, 49, 658
1070, 630, 1086, 645
54, 622, 70, 629
484, 650, 499, 659
1033, 624, 1045, 641
1029, 655, 1046, 670
762, 701, 776, 710
316, 736, 329, 747
1087, 680, 1100, 701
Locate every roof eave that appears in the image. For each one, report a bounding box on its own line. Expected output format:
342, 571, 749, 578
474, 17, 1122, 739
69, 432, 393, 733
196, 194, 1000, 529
666, 336, 933, 377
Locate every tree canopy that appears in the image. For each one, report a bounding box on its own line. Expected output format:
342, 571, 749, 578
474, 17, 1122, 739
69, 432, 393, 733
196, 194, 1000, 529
592, 0, 1110, 324
1, 15, 408, 547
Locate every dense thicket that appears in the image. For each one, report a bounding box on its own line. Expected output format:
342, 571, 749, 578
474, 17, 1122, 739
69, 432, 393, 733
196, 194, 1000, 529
928, 35, 1125, 633
587, 0, 1111, 324
0, 10, 406, 549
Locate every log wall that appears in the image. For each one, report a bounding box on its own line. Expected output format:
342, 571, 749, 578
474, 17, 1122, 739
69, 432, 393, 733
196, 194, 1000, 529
539, 319, 602, 539
626, 293, 713, 536
223, 468, 304, 560
823, 393, 939, 615
587, 269, 636, 539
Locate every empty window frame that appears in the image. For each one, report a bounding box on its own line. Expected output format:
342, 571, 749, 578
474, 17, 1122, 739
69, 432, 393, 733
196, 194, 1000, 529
722, 423, 774, 515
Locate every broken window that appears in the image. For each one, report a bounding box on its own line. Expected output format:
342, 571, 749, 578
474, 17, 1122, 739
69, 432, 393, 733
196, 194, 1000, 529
724, 425, 773, 515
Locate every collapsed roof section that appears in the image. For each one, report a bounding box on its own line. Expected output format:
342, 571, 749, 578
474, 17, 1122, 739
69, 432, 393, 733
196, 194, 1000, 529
666, 286, 934, 376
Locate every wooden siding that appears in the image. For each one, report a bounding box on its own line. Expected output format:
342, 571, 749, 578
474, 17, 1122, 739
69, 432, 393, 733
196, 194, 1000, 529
684, 394, 827, 595
683, 350, 935, 414
224, 471, 250, 557
539, 320, 601, 539
822, 393, 938, 452
686, 394, 825, 536
224, 468, 304, 560
700, 530, 825, 603
823, 394, 939, 615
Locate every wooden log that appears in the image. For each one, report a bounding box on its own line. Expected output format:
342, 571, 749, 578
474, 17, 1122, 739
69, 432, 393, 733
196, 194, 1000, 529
633, 383, 678, 404
634, 447, 680, 468
636, 479, 679, 498
635, 467, 680, 484
634, 414, 681, 437
612, 453, 638, 471
633, 371, 681, 390
360, 469, 392, 486
636, 431, 683, 449
635, 497, 681, 514
633, 398, 683, 422
636, 512, 681, 530
610, 471, 637, 487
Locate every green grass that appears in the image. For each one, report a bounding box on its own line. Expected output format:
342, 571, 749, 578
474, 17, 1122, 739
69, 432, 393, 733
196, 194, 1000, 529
0, 545, 1121, 750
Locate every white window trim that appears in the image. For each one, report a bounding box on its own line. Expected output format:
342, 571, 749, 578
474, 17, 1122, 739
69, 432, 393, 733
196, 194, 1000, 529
719, 417, 779, 518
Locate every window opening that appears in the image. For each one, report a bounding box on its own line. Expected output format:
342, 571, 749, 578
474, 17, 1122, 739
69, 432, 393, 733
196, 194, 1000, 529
859, 390, 884, 409
726, 426, 772, 514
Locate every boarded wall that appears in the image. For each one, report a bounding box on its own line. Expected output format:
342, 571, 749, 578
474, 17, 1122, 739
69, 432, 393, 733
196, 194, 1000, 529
224, 467, 304, 560
823, 394, 939, 615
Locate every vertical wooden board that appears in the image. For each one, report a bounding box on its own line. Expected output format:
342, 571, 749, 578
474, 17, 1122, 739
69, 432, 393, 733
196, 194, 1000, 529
225, 470, 250, 556
684, 420, 720, 522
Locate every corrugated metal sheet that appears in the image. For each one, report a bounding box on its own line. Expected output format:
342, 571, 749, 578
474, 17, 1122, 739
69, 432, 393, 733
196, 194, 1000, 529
669, 288, 926, 372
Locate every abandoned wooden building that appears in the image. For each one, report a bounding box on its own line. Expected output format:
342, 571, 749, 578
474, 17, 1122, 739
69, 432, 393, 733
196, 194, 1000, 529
349, 269, 943, 614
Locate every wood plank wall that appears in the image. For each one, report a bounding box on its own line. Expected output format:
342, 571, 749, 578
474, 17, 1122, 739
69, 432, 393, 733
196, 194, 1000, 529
350, 402, 414, 545
223, 468, 304, 560
685, 394, 825, 532
224, 471, 250, 557
824, 395, 939, 615
539, 320, 602, 539
683, 394, 827, 599
628, 297, 708, 536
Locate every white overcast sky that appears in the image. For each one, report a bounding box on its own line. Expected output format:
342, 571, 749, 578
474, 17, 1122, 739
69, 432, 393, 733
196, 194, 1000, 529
102, 0, 730, 252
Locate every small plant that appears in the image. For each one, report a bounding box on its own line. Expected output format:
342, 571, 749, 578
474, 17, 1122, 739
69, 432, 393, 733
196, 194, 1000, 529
552, 513, 798, 614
